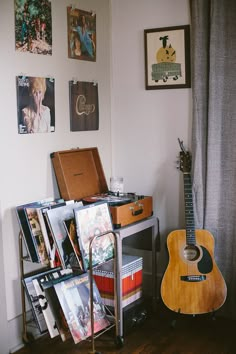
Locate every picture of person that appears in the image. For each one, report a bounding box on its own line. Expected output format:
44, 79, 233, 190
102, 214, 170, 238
16, 76, 55, 134
67, 7, 96, 62
75, 14, 95, 58
15, 0, 52, 55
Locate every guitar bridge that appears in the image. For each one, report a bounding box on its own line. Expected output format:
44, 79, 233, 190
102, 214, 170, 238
180, 275, 206, 282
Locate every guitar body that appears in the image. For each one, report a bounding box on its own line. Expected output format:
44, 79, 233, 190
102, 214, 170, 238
161, 229, 227, 315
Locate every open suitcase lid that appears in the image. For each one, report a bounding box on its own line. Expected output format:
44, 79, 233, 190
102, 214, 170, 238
50, 147, 108, 201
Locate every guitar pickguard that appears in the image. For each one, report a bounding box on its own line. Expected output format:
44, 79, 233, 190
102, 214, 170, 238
198, 246, 213, 274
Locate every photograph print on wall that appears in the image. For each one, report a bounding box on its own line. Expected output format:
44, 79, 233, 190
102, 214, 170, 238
16, 75, 55, 134
15, 0, 52, 55
69, 80, 99, 131
67, 6, 96, 61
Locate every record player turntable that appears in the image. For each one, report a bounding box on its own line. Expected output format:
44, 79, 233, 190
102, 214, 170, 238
50, 147, 153, 228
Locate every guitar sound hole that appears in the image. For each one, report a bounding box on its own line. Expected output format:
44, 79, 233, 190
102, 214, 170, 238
183, 245, 200, 261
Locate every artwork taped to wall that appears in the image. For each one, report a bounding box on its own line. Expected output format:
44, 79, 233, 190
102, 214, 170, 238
69, 80, 99, 131
15, 0, 52, 55
16, 76, 55, 134
67, 6, 96, 61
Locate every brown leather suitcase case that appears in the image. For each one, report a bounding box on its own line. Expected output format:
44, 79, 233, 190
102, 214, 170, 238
50, 147, 153, 228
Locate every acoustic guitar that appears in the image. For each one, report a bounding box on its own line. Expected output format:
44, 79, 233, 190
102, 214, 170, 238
160, 140, 227, 315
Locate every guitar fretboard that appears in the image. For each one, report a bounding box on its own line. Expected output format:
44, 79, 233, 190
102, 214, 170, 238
183, 173, 196, 245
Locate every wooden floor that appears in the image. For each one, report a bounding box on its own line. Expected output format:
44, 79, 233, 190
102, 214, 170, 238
16, 300, 236, 354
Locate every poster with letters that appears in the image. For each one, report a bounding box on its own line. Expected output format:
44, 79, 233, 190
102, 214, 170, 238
69, 81, 99, 131
16, 75, 55, 134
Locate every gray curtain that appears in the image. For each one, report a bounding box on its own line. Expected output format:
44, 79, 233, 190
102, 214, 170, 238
190, 0, 236, 319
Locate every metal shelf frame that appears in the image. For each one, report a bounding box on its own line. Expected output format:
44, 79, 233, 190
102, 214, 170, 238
114, 216, 159, 338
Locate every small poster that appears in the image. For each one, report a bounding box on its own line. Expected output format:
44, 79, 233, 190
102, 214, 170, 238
69, 81, 99, 132
15, 0, 52, 55
16, 76, 55, 134
67, 7, 96, 61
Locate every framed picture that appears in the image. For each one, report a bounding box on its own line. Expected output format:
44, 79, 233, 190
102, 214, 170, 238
144, 25, 191, 90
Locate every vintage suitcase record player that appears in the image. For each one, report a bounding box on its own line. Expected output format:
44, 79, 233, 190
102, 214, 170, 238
50, 147, 153, 228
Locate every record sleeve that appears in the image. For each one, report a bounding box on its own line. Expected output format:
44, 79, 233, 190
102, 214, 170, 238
16, 76, 55, 134
53, 273, 110, 344
22, 269, 51, 334
32, 278, 59, 338
63, 218, 84, 271
36, 202, 67, 268
25, 207, 50, 266
74, 202, 114, 270
37, 268, 75, 341
69, 81, 99, 131
46, 201, 83, 269
16, 197, 64, 262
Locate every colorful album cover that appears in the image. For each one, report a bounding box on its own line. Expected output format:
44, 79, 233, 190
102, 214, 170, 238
15, 0, 52, 55
63, 218, 84, 270
67, 7, 96, 61
37, 203, 66, 268
16, 197, 63, 263
74, 202, 114, 270
16, 75, 55, 134
54, 273, 110, 344
25, 207, 49, 266
46, 202, 83, 270
69, 81, 99, 131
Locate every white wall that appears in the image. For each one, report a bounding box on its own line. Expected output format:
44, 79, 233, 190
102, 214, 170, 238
110, 0, 191, 275
0, 0, 191, 352
0, 0, 111, 352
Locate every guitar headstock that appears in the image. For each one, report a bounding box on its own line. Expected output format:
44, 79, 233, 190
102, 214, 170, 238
178, 138, 191, 173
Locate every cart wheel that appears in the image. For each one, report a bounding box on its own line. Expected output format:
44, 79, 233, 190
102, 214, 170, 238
115, 335, 124, 348
173, 75, 178, 81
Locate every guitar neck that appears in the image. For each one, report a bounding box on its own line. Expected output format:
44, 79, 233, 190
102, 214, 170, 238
183, 172, 196, 245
